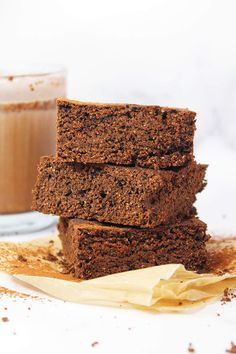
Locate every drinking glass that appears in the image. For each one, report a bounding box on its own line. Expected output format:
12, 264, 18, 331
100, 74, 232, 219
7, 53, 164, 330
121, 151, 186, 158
0, 65, 66, 235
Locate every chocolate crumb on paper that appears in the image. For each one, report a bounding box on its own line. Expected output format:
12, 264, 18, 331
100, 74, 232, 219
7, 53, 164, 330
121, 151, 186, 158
57, 250, 63, 257
188, 343, 195, 353
221, 288, 236, 305
91, 341, 99, 348
43, 252, 58, 262
2, 317, 9, 322
226, 342, 236, 353
18, 255, 27, 263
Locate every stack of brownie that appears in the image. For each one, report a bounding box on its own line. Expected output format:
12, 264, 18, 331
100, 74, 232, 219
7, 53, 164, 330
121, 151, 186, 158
32, 99, 209, 279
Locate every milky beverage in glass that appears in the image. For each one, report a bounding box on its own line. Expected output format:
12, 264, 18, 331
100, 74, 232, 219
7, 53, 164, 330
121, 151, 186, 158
0, 67, 66, 234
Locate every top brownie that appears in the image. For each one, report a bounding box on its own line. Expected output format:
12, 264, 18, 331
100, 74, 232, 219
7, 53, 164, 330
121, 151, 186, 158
56, 99, 196, 169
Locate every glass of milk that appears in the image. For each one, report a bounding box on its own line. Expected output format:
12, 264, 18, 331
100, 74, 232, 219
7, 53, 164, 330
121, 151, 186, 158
0, 65, 66, 235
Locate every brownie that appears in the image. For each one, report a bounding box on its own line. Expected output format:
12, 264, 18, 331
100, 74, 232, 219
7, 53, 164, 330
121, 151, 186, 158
56, 98, 196, 169
32, 157, 207, 228
58, 217, 210, 279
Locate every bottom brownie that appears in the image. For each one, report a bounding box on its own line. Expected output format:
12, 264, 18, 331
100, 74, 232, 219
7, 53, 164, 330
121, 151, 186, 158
58, 217, 210, 279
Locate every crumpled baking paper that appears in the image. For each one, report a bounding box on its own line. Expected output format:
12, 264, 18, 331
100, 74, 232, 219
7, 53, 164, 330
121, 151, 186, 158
14, 262, 236, 312
0, 234, 233, 312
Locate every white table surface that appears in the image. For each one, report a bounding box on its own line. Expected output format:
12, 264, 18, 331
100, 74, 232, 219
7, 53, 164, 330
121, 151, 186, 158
0, 140, 235, 354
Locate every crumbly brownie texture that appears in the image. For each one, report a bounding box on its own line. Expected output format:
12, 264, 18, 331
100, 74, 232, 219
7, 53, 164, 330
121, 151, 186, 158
32, 157, 207, 228
58, 217, 210, 279
56, 98, 196, 169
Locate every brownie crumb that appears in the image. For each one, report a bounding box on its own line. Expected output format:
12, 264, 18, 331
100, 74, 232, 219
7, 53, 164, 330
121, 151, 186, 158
60, 260, 75, 275
7, 76, 14, 81
4, 307, 8, 311
91, 341, 99, 347
221, 288, 236, 305
2, 317, 9, 322
18, 255, 27, 262
49, 240, 54, 244
226, 342, 236, 353
43, 253, 58, 262
217, 313, 221, 316
188, 343, 195, 352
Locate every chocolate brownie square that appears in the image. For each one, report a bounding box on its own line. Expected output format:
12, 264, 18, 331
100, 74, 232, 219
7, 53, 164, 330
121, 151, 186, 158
57, 99, 196, 169
58, 217, 210, 279
32, 157, 207, 228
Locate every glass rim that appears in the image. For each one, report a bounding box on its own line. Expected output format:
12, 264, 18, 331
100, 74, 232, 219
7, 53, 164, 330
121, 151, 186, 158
0, 64, 66, 79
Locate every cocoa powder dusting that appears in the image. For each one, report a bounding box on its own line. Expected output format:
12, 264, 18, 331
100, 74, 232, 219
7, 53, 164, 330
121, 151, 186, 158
0, 237, 78, 284
0, 237, 78, 302
0, 286, 40, 300
206, 237, 236, 275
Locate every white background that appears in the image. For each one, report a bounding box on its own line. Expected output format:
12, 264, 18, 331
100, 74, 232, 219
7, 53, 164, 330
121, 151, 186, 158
0, 1, 236, 353
1, 0, 236, 145
1, 0, 236, 235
